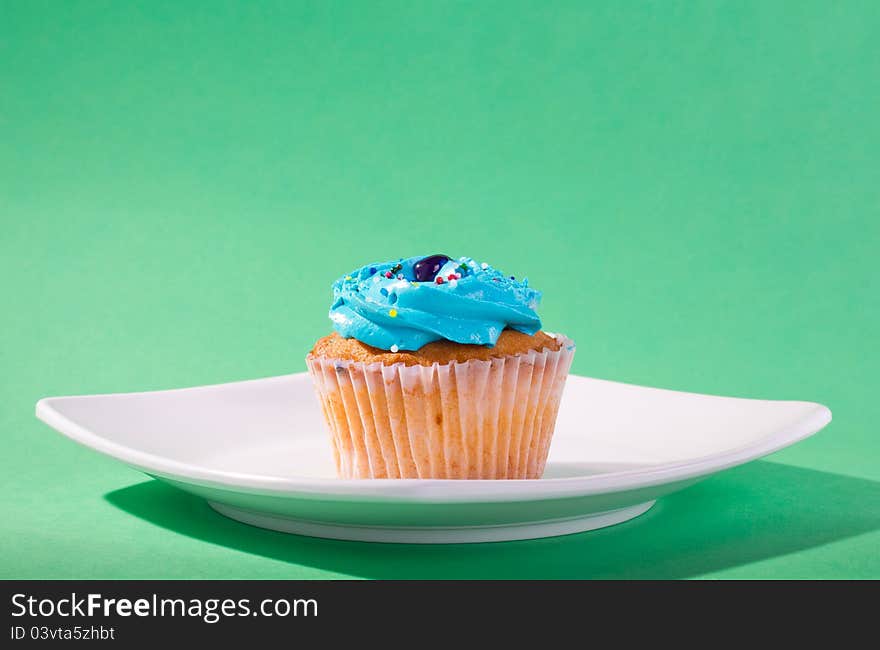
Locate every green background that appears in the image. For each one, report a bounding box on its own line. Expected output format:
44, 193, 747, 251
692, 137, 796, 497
2, 1, 878, 579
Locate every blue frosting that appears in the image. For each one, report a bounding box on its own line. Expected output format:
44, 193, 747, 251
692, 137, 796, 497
329, 255, 542, 351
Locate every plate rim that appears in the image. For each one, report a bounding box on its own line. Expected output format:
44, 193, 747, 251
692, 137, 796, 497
35, 373, 832, 504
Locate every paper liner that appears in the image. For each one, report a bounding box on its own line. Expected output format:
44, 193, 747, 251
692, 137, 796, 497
306, 336, 575, 479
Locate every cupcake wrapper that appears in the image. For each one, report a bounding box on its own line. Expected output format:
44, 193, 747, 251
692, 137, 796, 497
306, 336, 575, 479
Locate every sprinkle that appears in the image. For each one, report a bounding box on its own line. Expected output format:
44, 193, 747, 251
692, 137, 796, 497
368, 267, 377, 275
410, 282, 419, 287
390, 344, 399, 353
389, 309, 398, 318
447, 274, 456, 281
492, 278, 500, 282
454, 272, 461, 279
389, 293, 397, 304
384, 271, 393, 279
480, 262, 488, 269
380, 287, 388, 296
435, 276, 444, 284
396, 273, 404, 280
345, 275, 353, 281
510, 276, 515, 280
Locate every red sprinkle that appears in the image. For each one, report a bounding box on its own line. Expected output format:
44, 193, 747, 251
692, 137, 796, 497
384, 271, 393, 279
447, 274, 456, 281
435, 276, 444, 284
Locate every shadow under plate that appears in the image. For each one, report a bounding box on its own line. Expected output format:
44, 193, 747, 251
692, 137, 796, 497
104, 460, 880, 579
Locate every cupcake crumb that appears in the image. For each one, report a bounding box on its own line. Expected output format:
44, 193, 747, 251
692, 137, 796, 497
309, 330, 562, 367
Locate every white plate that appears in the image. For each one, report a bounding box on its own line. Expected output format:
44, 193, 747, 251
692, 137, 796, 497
35, 373, 831, 543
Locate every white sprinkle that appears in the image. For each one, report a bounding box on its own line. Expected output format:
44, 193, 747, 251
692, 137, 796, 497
390, 344, 399, 353
545, 331, 557, 339
480, 262, 488, 269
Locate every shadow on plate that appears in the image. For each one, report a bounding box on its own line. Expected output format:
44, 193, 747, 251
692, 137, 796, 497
105, 460, 880, 579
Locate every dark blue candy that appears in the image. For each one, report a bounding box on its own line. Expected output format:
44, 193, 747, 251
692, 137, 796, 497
413, 254, 450, 282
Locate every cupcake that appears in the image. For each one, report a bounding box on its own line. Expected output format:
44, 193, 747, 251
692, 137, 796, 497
306, 254, 575, 479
